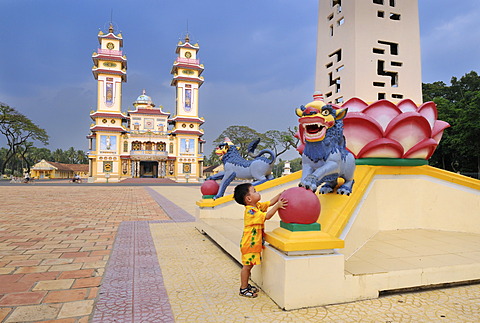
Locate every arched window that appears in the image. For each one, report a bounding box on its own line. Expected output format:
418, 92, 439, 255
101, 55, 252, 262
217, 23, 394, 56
169, 143, 174, 154
123, 141, 128, 152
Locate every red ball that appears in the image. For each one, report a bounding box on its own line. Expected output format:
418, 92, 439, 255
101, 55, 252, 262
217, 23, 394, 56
201, 180, 219, 196
278, 187, 321, 224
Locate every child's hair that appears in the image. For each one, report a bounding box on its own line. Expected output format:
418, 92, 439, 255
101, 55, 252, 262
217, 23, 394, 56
234, 183, 253, 205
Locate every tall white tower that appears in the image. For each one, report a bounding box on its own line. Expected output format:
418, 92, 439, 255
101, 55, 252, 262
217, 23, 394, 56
169, 34, 205, 182
88, 24, 128, 182
315, 0, 422, 104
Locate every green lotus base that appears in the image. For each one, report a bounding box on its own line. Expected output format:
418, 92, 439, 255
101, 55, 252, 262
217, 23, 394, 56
280, 221, 321, 232
202, 195, 216, 199
355, 158, 428, 166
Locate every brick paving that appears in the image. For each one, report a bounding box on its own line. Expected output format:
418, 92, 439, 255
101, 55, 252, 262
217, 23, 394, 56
92, 221, 174, 323
2, 184, 480, 322
0, 186, 170, 322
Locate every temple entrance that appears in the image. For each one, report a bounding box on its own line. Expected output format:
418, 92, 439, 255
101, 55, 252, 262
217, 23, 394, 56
140, 161, 158, 178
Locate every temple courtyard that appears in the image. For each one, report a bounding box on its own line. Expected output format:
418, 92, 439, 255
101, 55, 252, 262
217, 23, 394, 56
0, 183, 479, 322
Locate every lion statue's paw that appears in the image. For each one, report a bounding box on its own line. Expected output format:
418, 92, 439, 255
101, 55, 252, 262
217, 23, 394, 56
299, 175, 319, 192
319, 185, 334, 194
336, 185, 352, 196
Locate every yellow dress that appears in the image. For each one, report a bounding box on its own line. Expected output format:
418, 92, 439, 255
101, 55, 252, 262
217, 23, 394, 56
240, 201, 270, 265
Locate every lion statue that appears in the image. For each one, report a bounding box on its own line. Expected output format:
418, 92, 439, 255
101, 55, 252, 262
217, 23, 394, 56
295, 100, 355, 195
208, 138, 276, 199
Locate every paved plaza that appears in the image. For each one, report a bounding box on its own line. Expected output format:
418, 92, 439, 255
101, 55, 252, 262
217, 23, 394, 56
0, 184, 479, 322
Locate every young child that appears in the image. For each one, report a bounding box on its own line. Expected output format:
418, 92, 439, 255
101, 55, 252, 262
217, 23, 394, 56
233, 183, 288, 298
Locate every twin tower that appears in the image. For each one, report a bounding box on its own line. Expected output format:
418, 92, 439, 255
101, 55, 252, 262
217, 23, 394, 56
86, 24, 205, 183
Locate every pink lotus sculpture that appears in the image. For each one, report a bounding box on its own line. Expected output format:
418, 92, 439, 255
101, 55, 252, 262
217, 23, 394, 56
342, 98, 450, 160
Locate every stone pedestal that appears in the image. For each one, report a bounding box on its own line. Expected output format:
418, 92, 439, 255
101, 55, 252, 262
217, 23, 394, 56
251, 246, 346, 310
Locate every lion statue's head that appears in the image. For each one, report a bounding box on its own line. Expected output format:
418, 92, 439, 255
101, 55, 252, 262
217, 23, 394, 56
295, 101, 348, 154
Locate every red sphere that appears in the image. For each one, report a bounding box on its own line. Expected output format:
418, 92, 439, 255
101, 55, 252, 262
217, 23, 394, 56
201, 180, 219, 196
278, 187, 321, 224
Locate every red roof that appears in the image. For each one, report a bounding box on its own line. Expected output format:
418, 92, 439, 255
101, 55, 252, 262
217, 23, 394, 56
175, 42, 199, 53
35, 161, 89, 172
129, 108, 170, 116
170, 66, 204, 77
90, 125, 126, 132
171, 76, 204, 86
171, 63, 204, 70
92, 69, 127, 81
92, 68, 126, 75
92, 55, 127, 68
98, 32, 123, 46
92, 54, 127, 62
90, 112, 127, 119
169, 116, 204, 124
170, 129, 204, 136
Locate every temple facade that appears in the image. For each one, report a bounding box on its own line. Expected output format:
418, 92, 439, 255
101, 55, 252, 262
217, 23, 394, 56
87, 24, 205, 183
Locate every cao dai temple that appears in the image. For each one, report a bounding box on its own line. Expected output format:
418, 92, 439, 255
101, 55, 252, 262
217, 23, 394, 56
86, 24, 205, 183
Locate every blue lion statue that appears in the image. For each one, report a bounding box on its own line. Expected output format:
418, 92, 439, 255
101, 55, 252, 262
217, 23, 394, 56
208, 138, 276, 199
295, 100, 355, 195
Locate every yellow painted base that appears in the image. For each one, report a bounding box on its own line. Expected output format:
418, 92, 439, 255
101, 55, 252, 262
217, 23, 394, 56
266, 227, 344, 252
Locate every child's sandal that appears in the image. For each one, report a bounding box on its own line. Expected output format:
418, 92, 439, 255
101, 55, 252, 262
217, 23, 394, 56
239, 287, 257, 298
247, 284, 258, 293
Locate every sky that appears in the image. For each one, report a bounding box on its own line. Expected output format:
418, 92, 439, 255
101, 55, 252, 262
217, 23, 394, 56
1, 0, 479, 161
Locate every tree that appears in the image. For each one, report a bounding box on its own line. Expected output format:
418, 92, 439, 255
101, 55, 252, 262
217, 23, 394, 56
76, 150, 88, 164
52, 148, 65, 163
0, 103, 49, 174
262, 130, 298, 157
28, 147, 53, 163
212, 125, 298, 158
423, 71, 480, 177
212, 125, 264, 158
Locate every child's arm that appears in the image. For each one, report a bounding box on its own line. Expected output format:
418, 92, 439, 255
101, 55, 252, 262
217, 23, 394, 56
269, 191, 284, 206
265, 198, 288, 220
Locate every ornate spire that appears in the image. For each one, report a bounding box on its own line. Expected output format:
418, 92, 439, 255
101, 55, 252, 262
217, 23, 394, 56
109, 23, 114, 33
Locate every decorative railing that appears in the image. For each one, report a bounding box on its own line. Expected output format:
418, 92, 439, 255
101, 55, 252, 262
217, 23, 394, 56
128, 131, 169, 138
176, 57, 200, 65
97, 48, 123, 56
130, 150, 168, 157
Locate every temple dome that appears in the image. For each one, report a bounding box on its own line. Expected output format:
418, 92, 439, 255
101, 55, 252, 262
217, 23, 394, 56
134, 90, 155, 106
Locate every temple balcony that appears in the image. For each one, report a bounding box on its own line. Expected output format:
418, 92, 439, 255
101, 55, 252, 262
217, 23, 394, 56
175, 57, 200, 65
128, 131, 169, 138
97, 48, 123, 56
130, 150, 168, 160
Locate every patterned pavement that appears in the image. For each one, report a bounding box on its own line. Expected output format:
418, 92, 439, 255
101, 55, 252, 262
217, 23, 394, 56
0, 184, 479, 322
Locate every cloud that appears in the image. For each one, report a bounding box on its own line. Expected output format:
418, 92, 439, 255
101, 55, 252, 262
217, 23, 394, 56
200, 75, 314, 159
420, 2, 480, 83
